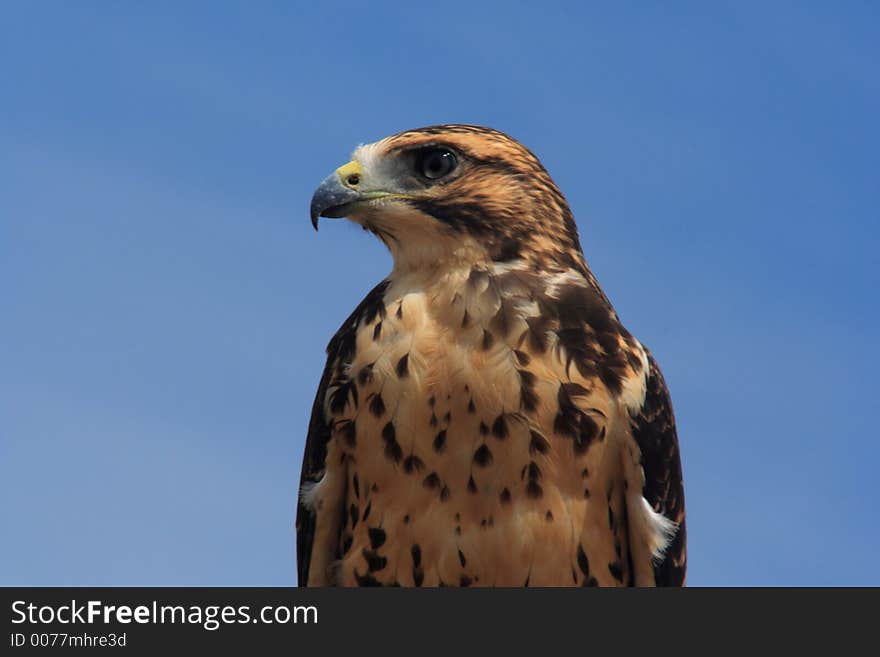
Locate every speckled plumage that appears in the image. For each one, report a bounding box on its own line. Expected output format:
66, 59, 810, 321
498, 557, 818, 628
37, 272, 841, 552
297, 125, 686, 587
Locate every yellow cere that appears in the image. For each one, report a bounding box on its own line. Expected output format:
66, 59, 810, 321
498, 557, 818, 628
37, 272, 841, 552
335, 161, 364, 189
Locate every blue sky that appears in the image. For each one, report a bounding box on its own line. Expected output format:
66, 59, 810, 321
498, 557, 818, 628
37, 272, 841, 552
1, 2, 877, 586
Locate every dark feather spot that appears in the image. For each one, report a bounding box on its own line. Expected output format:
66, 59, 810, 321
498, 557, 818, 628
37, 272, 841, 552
423, 472, 441, 489
473, 444, 493, 467
555, 326, 602, 380
527, 461, 541, 481
545, 510, 553, 522
500, 488, 512, 504
352, 473, 360, 499
526, 480, 543, 499
368, 527, 386, 549
460, 575, 472, 587
433, 429, 447, 453
574, 413, 599, 454
372, 322, 382, 341
349, 504, 359, 529
529, 430, 550, 455
554, 383, 602, 454
468, 398, 476, 413
403, 454, 425, 474
519, 370, 539, 412
479, 421, 489, 436
382, 422, 402, 463
467, 476, 478, 493
577, 545, 591, 577
341, 419, 357, 447
369, 393, 385, 417
411, 544, 422, 567
608, 561, 624, 582
329, 379, 358, 415
491, 414, 508, 439
362, 548, 387, 572
553, 383, 582, 438
396, 353, 409, 378
458, 549, 467, 567
362, 500, 372, 521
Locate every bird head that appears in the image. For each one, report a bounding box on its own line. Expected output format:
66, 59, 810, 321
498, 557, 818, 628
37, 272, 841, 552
310, 125, 586, 274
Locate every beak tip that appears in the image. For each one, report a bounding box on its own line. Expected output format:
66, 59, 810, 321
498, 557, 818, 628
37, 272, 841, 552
309, 193, 324, 230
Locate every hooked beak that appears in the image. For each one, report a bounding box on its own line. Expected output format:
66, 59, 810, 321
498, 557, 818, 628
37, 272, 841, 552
310, 160, 410, 230
309, 161, 366, 230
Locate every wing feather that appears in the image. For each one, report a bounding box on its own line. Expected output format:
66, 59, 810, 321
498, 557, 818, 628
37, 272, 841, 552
295, 281, 389, 586
630, 351, 687, 586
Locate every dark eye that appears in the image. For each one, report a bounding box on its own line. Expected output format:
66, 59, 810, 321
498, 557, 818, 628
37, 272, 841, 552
417, 148, 457, 180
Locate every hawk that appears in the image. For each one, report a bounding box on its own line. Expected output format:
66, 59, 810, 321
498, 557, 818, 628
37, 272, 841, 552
297, 125, 686, 587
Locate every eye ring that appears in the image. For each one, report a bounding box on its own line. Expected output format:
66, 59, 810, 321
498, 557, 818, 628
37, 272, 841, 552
416, 147, 458, 180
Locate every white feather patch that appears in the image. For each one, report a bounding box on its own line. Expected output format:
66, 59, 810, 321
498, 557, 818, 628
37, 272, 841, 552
631, 495, 679, 562
545, 269, 587, 299
299, 476, 325, 512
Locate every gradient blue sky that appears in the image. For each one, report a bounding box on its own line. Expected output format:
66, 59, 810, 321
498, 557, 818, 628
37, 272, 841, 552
2, 2, 877, 586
